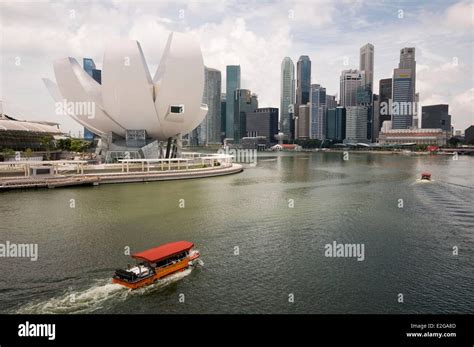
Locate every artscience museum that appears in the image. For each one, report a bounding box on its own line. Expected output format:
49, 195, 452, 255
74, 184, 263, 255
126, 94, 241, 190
43, 32, 208, 161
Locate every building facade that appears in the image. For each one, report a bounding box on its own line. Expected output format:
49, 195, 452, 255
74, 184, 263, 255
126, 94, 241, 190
340, 69, 365, 107
295, 56, 311, 139
296, 104, 310, 139
225, 65, 241, 139
245, 107, 279, 144
392, 47, 416, 129
421, 104, 451, 133
345, 106, 368, 143
379, 78, 392, 132
309, 84, 326, 140
326, 107, 346, 142
280, 57, 295, 139
378, 128, 447, 146
359, 43, 374, 91
234, 89, 258, 142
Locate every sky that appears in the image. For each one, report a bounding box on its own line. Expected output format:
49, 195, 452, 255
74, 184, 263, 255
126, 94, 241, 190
0, 0, 473, 135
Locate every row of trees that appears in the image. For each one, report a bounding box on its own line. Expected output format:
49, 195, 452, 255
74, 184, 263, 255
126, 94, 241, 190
1, 137, 92, 158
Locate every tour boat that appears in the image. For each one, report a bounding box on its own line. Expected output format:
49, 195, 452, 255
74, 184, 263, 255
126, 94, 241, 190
113, 241, 200, 290
421, 172, 432, 181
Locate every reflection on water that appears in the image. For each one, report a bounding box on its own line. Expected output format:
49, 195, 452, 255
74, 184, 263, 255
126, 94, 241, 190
0, 152, 472, 314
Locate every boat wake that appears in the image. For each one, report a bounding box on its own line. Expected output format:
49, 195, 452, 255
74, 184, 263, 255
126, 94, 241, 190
15, 268, 194, 314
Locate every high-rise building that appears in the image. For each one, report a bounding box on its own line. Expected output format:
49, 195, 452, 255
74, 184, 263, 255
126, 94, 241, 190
422, 104, 451, 132
326, 107, 346, 142
379, 78, 392, 131
234, 89, 258, 141
359, 43, 374, 91
392, 47, 416, 129
245, 107, 279, 144
372, 94, 380, 141
202, 67, 222, 144
356, 85, 373, 141
340, 69, 365, 107
326, 94, 337, 109
296, 104, 310, 139
295, 56, 311, 139
309, 84, 326, 140
220, 93, 226, 143
345, 106, 368, 143
392, 68, 415, 129
280, 57, 295, 138
225, 65, 241, 138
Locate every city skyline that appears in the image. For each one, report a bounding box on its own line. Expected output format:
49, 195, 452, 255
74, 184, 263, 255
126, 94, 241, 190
0, 0, 472, 135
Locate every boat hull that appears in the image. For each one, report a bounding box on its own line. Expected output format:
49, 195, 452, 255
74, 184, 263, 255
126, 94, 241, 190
113, 258, 190, 290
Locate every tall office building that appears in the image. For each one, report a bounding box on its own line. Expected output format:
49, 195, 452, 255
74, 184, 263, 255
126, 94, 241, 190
422, 104, 451, 132
359, 43, 374, 91
203, 67, 222, 144
295, 56, 311, 139
392, 68, 415, 129
356, 85, 373, 141
340, 69, 365, 107
372, 94, 380, 141
280, 57, 295, 138
220, 93, 226, 143
225, 65, 241, 138
379, 78, 392, 131
234, 89, 258, 141
245, 107, 279, 144
345, 106, 369, 143
392, 47, 416, 129
326, 94, 337, 109
309, 84, 326, 140
326, 107, 346, 142
296, 104, 310, 139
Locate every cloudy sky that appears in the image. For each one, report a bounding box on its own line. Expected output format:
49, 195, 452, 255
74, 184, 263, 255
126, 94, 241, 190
0, 0, 473, 135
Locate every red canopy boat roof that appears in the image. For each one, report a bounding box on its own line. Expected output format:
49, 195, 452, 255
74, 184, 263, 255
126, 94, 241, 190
421, 172, 431, 176
131, 241, 194, 263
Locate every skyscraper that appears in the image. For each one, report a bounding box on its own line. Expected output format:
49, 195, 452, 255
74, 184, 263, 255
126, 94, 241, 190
326, 95, 337, 110
225, 65, 241, 139
392, 68, 415, 129
245, 108, 279, 144
345, 106, 369, 143
296, 104, 310, 139
309, 84, 326, 140
202, 67, 222, 144
392, 47, 416, 129
359, 43, 374, 91
326, 107, 346, 142
295, 56, 311, 139
340, 69, 365, 107
422, 104, 451, 132
220, 93, 226, 143
379, 78, 392, 131
234, 89, 258, 141
280, 57, 295, 139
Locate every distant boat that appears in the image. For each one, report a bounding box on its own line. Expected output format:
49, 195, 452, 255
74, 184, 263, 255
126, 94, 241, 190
113, 241, 200, 290
421, 172, 432, 181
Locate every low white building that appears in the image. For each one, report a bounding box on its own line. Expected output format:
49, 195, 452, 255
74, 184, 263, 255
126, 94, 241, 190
378, 128, 447, 146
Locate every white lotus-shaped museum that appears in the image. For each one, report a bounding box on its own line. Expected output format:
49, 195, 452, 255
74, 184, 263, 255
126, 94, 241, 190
43, 32, 207, 142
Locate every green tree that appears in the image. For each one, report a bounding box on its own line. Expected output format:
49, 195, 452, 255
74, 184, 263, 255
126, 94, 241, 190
24, 148, 33, 158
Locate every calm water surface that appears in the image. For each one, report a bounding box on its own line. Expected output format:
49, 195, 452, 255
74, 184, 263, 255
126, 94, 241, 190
0, 152, 473, 314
